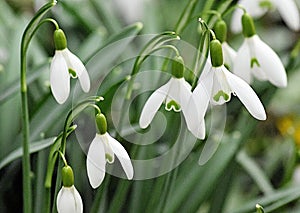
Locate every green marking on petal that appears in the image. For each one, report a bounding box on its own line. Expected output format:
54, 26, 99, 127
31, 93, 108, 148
251, 58, 260, 68
69, 68, 77, 78
259, 0, 273, 9
213, 90, 230, 102
166, 100, 181, 112
105, 153, 114, 163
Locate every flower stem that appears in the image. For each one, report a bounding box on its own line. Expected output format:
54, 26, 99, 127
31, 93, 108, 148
20, 2, 57, 212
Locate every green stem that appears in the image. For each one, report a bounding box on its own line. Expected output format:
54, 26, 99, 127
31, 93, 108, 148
20, 2, 57, 212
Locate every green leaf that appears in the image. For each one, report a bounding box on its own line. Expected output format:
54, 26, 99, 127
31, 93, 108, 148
0, 137, 55, 170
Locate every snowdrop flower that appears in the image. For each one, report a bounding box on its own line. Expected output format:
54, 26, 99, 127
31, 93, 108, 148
57, 166, 83, 213
86, 113, 133, 189
214, 20, 237, 70
50, 29, 90, 104
233, 13, 287, 87
192, 39, 266, 121
231, 0, 300, 33
139, 56, 204, 138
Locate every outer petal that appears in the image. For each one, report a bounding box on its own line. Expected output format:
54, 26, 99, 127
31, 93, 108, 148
57, 186, 83, 213
233, 40, 252, 84
139, 80, 171, 128
252, 35, 287, 87
63, 49, 90, 92
222, 42, 237, 70
107, 133, 134, 179
272, 0, 300, 31
50, 51, 70, 104
223, 68, 266, 120
72, 187, 83, 213
230, 0, 267, 33
86, 134, 106, 188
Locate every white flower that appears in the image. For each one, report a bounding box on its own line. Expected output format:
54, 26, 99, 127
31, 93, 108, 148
50, 48, 90, 104
138, 76, 205, 138
86, 133, 134, 189
194, 58, 267, 120
231, 0, 300, 32
56, 185, 83, 213
233, 34, 287, 87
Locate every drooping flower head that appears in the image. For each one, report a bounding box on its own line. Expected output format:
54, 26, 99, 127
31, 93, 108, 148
86, 113, 134, 189
50, 29, 90, 104
231, 0, 300, 33
139, 56, 204, 139
192, 38, 266, 121
233, 13, 287, 87
57, 165, 83, 213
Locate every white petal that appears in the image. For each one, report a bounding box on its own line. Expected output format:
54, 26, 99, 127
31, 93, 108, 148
63, 49, 90, 92
57, 186, 83, 213
223, 68, 266, 120
233, 40, 252, 84
107, 133, 134, 179
222, 42, 237, 70
72, 187, 83, 213
230, 0, 267, 33
50, 51, 70, 104
167, 78, 192, 110
139, 80, 170, 128
86, 134, 106, 188
253, 35, 287, 87
272, 0, 300, 31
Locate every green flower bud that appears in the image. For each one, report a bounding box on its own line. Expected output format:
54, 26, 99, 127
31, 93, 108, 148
242, 13, 256, 38
62, 165, 74, 187
96, 113, 107, 135
210, 39, 223, 67
54, 29, 67, 50
214, 20, 227, 43
172, 56, 184, 79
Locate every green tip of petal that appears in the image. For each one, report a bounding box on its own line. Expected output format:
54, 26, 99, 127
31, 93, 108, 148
165, 100, 181, 112
62, 165, 74, 187
213, 90, 230, 102
259, 0, 273, 9
105, 153, 114, 163
96, 113, 107, 135
54, 29, 67, 50
251, 58, 260, 68
68, 68, 77, 78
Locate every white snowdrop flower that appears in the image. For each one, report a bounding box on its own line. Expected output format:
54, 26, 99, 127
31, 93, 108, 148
139, 56, 204, 138
56, 166, 83, 213
231, 0, 300, 33
50, 29, 90, 104
192, 39, 266, 121
86, 113, 133, 189
233, 13, 287, 87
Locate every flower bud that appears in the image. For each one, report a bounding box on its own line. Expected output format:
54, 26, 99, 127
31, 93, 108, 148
242, 13, 256, 38
210, 39, 223, 67
62, 165, 74, 187
54, 29, 67, 50
214, 20, 227, 43
172, 56, 184, 79
96, 113, 107, 135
